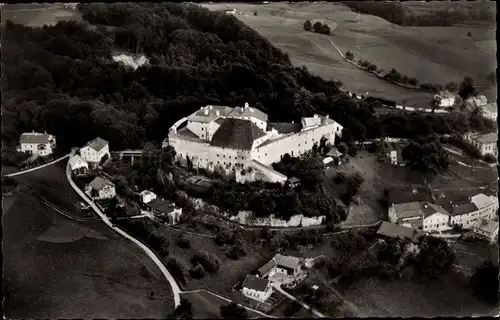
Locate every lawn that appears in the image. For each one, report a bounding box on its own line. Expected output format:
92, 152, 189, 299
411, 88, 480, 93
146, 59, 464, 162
339, 268, 497, 317
181, 290, 263, 318
202, 2, 496, 104
1, 3, 82, 27
3, 188, 175, 319
13, 160, 93, 219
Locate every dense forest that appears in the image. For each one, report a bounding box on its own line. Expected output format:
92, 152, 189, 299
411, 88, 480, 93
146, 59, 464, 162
342, 1, 496, 27
1, 2, 494, 158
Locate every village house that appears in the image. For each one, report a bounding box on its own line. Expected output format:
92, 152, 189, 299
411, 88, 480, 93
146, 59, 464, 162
464, 132, 498, 157
164, 103, 343, 184
80, 137, 110, 167
448, 194, 499, 229
224, 8, 238, 15
287, 177, 301, 189
145, 197, 183, 225
85, 176, 116, 200
481, 102, 497, 121
326, 147, 343, 165
377, 221, 426, 254
386, 148, 407, 167
434, 90, 456, 108
388, 201, 451, 232
472, 218, 499, 243
241, 275, 273, 303
466, 95, 488, 108
139, 190, 157, 204
257, 254, 304, 284
18, 131, 56, 156
68, 155, 89, 175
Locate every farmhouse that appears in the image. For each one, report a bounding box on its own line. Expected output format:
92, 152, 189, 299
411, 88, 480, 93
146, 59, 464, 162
241, 275, 273, 303
18, 131, 56, 156
388, 202, 451, 232
257, 254, 304, 284
80, 137, 110, 166
466, 95, 488, 108
449, 194, 499, 229
145, 198, 182, 225
472, 218, 499, 243
68, 155, 89, 174
464, 132, 498, 157
434, 90, 456, 107
377, 221, 426, 253
164, 103, 343, 184
86, 176, 116, 200
481, 103, 497, 121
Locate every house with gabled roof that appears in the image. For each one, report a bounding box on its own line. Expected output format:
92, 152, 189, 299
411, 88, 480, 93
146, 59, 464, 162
68, 155, 89, 175
256, 254, 304, 282
464, 132, 498, 157
18, 131, 56, 156
377, 221, 426, 253
241, 275, 273, 302
472, 218, 499, 243
80, 137, 110, 166
448, 193, 499, 229
166, 102, 343, 184
388, 201, 451, 232
85, 176, 116, 200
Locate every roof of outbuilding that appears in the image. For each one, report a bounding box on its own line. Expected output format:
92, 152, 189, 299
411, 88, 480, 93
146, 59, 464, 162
20, 132, 53, 144
88, 176, 114, 190
242, 275, 269, 292
68, 155, 88, 168
210, 118, 266, 150
83, 137, 109, 151
377, 221, 425, 243
473, 218, 499, 235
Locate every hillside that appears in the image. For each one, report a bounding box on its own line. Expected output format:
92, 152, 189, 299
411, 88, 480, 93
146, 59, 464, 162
202, 2, 497, 104
1, 3, 492, 154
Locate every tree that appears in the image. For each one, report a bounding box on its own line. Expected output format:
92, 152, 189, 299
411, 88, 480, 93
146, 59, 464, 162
220, 302, 248, 319
313, 21, 323, 33
414, 236, 455, 280
402, 136, 450, 176
458, 76, 477, 100
430, 96, 441, 113
345, 51, 354, 61
483, 154, 496, 164
466, 31, 472, 37
169, 298, 193, 319
189, 263, 205, 279
469, 259, 499, 304
303, 20, 312, 31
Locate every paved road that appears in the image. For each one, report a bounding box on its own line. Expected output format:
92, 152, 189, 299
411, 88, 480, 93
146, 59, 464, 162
65, 156, 182, 308
5, 153, 70, 177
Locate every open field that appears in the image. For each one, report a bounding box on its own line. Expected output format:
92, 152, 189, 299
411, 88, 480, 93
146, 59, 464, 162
202, 2, 496, 104
13, 160, 93, 219
3, 188, 175, 318
1, 3, 82, 27
340, 268, 497, 317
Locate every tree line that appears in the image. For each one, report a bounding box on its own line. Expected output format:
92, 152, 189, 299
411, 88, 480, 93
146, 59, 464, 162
303, 20, 331, 35
1, 2, 494, 164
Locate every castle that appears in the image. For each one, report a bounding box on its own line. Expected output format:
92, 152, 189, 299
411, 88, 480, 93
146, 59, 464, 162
163, 103, 343, 184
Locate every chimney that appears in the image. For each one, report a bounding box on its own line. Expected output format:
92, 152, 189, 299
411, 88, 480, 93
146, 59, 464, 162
244, 102, 249, 109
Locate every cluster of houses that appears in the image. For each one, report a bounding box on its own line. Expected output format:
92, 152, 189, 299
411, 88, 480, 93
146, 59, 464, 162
463, 132, 498, 157
241, 254, 305, 303
387, 189, 499, 243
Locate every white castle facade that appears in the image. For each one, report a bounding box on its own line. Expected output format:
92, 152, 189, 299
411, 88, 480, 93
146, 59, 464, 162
163, 103, 343, 184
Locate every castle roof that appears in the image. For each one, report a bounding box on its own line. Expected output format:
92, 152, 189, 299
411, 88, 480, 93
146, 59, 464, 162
187, 105, 234, 123
227, 103, 268, 122
210, 118, 266, 150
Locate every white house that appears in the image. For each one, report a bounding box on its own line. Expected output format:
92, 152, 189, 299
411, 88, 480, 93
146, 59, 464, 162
449, 194, 499, 229
481, 103, 497, 121
18, 131, 56, 156
472, 218, 499, 243
86, 176, 116, 200
68, 155, 89, 174
164, 103, 343, 184
225, 8, 237, 15
140, 190, 157, 204
434, 90, 456, 108
466, 95, 488, 108
241, 275, 273, 302
146, 198, 183, 225
80, 137, 110, 166
464, 132, 498, 157
388, 201, 451, 232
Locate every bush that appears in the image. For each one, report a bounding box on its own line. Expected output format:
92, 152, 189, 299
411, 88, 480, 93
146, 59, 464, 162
226, 241, 246, 260
303, 20, 312, 31
166, 257, 189, 285
483, 154, 496, 164
190, 263, 205, 279
345, 51, 354, 60
191, 250, 221, 274
176, 234, 191, 249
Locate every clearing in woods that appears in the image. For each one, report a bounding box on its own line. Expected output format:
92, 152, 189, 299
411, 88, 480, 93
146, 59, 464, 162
1, 4, 82, 27
202, 2, 496, 105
